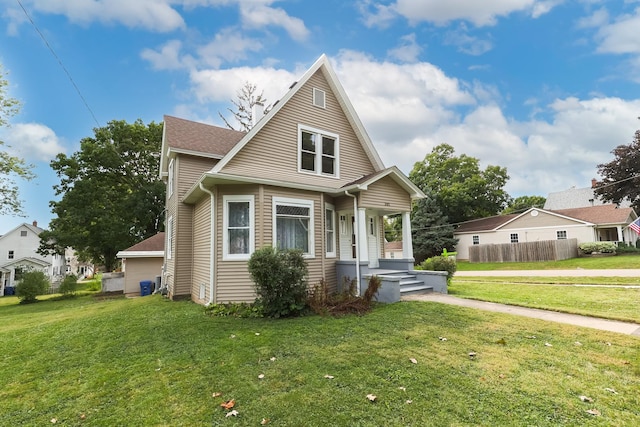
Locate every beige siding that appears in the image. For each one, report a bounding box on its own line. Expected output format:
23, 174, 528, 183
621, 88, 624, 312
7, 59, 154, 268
502, 211, 582, 229
123, 257, 164, 296
170, 155, 217, 297
192, 196, 212, 304
219, 71, 376, 187
359, 176, 412, 212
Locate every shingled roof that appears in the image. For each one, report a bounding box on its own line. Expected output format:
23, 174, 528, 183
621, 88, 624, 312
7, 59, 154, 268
122, 233, 165, 253
163, 115, 245, 158
454, 214, 519, 233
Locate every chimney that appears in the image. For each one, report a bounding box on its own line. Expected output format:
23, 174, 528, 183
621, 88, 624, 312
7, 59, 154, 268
32, 220, 38, 227
591, 178, 597, 188
252, 102, 264, 127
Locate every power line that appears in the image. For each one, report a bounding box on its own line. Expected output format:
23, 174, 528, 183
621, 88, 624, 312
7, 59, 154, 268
16, 0, 101, 127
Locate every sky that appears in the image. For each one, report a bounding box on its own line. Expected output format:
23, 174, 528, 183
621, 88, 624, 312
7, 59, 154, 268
1, 0, 640, 233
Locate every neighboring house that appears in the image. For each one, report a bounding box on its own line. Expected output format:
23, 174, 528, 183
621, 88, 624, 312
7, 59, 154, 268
544, 179, 631, 210
160, 54, 428, 305
116, 233, 165, 296
384, 241, 403, 259
0, 221, 66, 295
455, 205, 638, 260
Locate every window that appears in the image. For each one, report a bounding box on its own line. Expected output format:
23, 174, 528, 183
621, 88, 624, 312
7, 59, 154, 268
168, 158, 175, 198
8, 250, 14, 260
166, 217, 173, 259
339, 215, 348, 235
557, 230, 567, 240
223, 195, 255, 260
369, 217, 376, 236
20, 230, 27, 237
472, 235, 480, 245
312, 88, 326, 108
298, 125, 339, 178
510, 233, 519, 243
273, 197, 314, 256
325, 204, 336, 257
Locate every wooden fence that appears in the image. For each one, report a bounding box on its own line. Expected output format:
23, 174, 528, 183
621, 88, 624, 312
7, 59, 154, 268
468, 238, 578, 263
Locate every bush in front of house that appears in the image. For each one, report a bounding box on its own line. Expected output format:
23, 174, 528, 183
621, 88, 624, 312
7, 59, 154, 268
16, 271, 50, 304
248, 246, 309, 318
419, 255, 457, 284
578, 242, 617, 255
308, 276, 381, 316
58, 274, 78, 297
615, 242, 640, 254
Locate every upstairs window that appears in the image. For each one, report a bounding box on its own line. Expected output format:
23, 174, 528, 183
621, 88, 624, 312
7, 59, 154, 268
299, 126, 339, 178
8, 250, 14, 260
168, 158, 175, 199
20, 230, 27, 237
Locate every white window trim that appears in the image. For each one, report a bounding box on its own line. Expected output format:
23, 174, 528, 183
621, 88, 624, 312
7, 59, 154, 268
297, 124, 340, 179
168, 158, 175, 199
312, 88, 326, 108
325, 203, 336, 258
223, 195, 255, 261
167, 216, 173, 259
272, 196, 315, 258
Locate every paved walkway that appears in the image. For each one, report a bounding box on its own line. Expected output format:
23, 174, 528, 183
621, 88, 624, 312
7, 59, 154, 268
403, 293, 640, 336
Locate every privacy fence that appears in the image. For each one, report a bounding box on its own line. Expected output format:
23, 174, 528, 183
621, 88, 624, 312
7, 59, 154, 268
468, 238, 578, 263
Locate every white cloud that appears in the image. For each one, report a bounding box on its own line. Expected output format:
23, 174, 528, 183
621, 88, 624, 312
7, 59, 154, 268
141, 40, 195, 71
2, 122, 66, 162
387, 33, 423, 63
239, 1, 309, 41
576, 7, 609, 29
443, 26, 493, 55
197, 28, 264, 68
594, 7, 640, 54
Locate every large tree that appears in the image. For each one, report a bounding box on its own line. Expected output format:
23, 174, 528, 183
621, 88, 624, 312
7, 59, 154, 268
1, 63, 34, 216
218, 81, 270, 132
411, 191, 458, 264
502, 195, 546, 214
38, 119, 164, 271
409, 143, 510, 224
594, 127, 640, 212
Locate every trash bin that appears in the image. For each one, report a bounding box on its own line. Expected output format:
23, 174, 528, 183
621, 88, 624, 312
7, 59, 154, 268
140, 280, 153, 296
4, 286, 15, 296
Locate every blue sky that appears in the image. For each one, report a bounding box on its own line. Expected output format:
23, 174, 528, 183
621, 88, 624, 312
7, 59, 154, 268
1, 0, 640, 233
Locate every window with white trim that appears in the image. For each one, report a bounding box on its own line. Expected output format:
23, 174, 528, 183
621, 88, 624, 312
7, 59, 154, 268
8, 250, 14, 260
273, 197, 314, 256
167, 217, 173, 259
223, 195, 255, 260
556, 230, 567, 240
298, 125, 339, 178
20, 230, 27, 237
510, 233, 519, 243
472, 235, 480, 245
168, 158, 175, 199
325, 204, 336, 257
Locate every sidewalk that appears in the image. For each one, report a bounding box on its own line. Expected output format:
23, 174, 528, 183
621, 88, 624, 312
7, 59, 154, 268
456, 269, 640, 277
403, 293, 640, 336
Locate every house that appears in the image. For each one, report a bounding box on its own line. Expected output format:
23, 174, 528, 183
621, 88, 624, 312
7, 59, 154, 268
544, 179, 631, 210
116, 233, 165, 296
384, 241, 404, 259
454, 205, 639, 260
159, 54, 438, 305
0, 221, 66, 295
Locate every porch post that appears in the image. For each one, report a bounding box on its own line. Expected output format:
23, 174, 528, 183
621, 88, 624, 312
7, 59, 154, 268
402, 211, 413, 259
616, 225, 623, 242
358, 208, 369, 263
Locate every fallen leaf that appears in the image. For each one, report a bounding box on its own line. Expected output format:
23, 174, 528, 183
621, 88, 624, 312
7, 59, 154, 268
366, 394, 377, 402
270, 357, 276, 362
622, 360, 630, 365
258, 374, 265, 379
230, 334, 236, 339
604, 388, 618, 394
579, 395, 594, 403
604, 342, 611, 346
544, 342, 553, 347
79, 414, 86, 420
324, 375, 334, 379
585, 409, 601, 416
406, 400, 412, 404
525, 335, 536, 339
498, 374, 506, 379
221, 399, 235, 410
50, 419, 57, 424
409, 358, 418, 364
438, 337, 447, 341
225, 410, 239, 418
398, 386, 406, 391
255, 333, 261, 336
261, 418, 269, 425
468, 352, 477, 358
574, 341, 582, 346
496, 338, 506, 345
212, 392, 222, 398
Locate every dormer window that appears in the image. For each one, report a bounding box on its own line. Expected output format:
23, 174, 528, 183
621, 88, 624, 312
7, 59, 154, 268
298, 125, 339, 178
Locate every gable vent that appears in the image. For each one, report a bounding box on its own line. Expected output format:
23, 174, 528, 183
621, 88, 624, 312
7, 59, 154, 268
312, 88, 326, 108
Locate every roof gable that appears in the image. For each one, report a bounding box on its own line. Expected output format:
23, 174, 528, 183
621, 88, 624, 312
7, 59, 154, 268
212, 54, 385, 175
0, 222, 43, 242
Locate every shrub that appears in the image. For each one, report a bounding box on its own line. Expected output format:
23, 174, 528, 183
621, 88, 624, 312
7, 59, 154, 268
204, 302, 263, 318
578, 242, 617, 255
248, 246, 309, 318
419, 255, 457, 283
58, 274, 79, 297
308, 276, 380, 317
616, 242, 640, 254
16, 271, 50, 304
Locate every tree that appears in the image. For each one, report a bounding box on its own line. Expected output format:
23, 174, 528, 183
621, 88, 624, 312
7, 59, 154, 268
409, 144, 510, 224
16, 270, 49, 304
502, 195, 546, 214
594, 127, 640, 212
38, 119, 165, 271
0, 63, 34, 216
218, 81, 270, 132
411, 192, 458, 264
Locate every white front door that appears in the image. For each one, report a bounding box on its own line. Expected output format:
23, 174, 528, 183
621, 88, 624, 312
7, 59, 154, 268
367, 215, 379, 268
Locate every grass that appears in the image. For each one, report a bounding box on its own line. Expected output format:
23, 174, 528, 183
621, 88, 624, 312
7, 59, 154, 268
456, 254, 640, 271
1, 295, 639, 426
449, 281, 640, 323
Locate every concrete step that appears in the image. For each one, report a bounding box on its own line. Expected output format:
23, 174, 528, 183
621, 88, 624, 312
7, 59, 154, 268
400, 283, 434, 295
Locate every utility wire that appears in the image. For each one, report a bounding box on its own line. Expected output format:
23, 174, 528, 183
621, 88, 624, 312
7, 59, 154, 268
16, 0, 101, 127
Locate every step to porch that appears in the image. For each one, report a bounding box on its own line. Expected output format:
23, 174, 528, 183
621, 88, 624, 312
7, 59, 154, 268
370, 270, 434, 296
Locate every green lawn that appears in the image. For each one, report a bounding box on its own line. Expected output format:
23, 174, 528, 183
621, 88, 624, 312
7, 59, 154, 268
1, 295, 639, 426
456, 254, 640, 271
